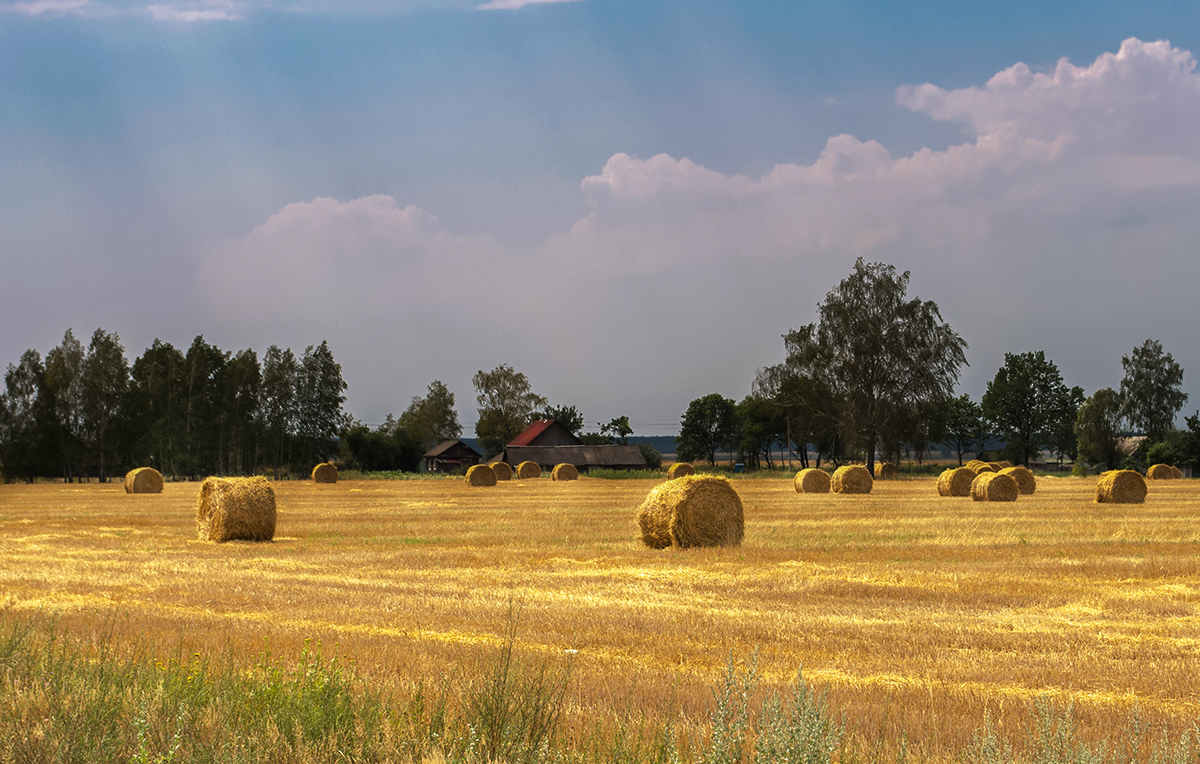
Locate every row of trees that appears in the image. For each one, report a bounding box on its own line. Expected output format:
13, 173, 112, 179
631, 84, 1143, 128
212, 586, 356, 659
0, 330, 348, 482
676, 259, 1191, 471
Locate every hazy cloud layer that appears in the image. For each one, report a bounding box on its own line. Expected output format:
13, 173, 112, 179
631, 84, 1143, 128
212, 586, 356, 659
2, 0, 568, 17
202, 38, 1200, 432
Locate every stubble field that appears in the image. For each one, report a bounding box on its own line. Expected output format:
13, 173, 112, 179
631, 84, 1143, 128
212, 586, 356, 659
2, 473, 1200, 760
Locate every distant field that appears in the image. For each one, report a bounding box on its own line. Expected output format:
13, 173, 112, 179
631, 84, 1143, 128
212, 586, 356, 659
3, 475, 1199, 760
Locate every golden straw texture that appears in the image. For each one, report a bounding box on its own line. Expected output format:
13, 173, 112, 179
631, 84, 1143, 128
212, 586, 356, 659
936, 467, 975, 497
464, 465, 497, 487
794, 468, 831, 494
998, 466, 1036, 495
637, 475, 744, 549
124, 467, 164, 494
832, 465, 873, 494
491, 461, 513, 481
551, 463, 579, 481
971, 472, 1019, 502
516, 461, 542, 479
196, 477, 276, 543
1097, 470, 1147, 504
1147, 464, 1176, 480
311, 463, 338, 483
874, 463, 899, 480
666, 463, 695, 479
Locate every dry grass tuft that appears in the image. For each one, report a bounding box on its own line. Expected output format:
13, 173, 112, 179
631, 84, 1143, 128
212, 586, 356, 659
124, 467, 164, 494
465, 465, 497, 487
937, 467, 975, 497
1097, 470, 1147, 503
551, 463, 579, 481
516, 461, 542, 479
971, 472, 1018, 502
874, 463, 899, 480
999, 465, 1036, 495
1148, 464, 1177, 480
832, 465, 872, 494
794, 468, 831, 494
637, 475, 744, 549
491, 461, 513, 481
667, 463, 695, 479
311, 463, 338, 483
196, 476, 276, 542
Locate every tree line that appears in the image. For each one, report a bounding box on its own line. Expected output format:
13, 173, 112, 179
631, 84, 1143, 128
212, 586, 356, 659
0, 330, 348, 482
675, 259, 1194, 473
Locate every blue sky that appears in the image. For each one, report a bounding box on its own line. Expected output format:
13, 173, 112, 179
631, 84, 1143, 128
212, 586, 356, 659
3, 0, 1200, 435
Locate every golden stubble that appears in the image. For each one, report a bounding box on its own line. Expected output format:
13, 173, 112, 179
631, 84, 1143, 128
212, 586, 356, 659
3, 475, 1200, 760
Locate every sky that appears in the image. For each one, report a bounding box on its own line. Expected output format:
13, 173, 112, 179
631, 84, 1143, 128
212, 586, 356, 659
3, 0, 1200, 436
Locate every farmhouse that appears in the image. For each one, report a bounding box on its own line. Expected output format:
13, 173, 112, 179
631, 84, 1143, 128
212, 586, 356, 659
488, 419, 647, 473
424, 440, 482, 473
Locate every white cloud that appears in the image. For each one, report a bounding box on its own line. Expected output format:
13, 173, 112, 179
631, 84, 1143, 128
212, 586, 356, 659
146, 2, 239, 20
476, 0, 580, 9
3, 0, 96, 16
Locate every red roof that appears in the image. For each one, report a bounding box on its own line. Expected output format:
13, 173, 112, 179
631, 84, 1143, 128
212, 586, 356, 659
508, 419, 556, 446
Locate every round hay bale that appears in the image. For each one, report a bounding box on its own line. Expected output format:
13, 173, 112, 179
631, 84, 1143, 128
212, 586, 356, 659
965, 459, 986, 472
1097, 470, 1147, 504
667, 462, 695, 479
124, 467, 164, 494
873, 462, 899, 480
936, 467, 975, 497
516, 461, 541, 479
996, 461, 1013, 469
196, 476, 276, 543
831, 465, 873, 494
465, 464, 497, 487
1147, 463, 1176, 480
998, 465, 1036, 495
987, 462, 1006, 472
637, 475, 744, 549
311, 462, 338, 483
551, 463, 579, 481
491, 461, 513, 481
1172, 466, 1185, 479
794, 468, 831, 493
972, 463, 997, 474
971, 472, 1019, 502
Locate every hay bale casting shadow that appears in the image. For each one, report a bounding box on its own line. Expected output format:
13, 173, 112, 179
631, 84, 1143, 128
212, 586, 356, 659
971, 472, 1018, 502
667, 463, 695, 479
999, 466, 1036, 495
516, 461, 541, 479
637, 475, 744, 550
1097, 470, 1147, 504
491, 462, 513, 481
196, 477, 276, 543
551, 463, 578, 481
1147, 464, 1177, 480
937, 467, 974, 497
124, 467, 164, 494
311, 462, 338, 483
831, 465, 872, 494
794, 468, 830, 494
465, 464, 497, 487
874, 463, 898, 480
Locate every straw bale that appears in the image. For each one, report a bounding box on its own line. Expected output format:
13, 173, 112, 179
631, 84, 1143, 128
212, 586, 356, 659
996, 461, 1013, 469
971, 472, 1019, 502
987, 462, 1006, 472
516, 461, 541, 479
124, 467, 164, 494
667, 463, 695, 479
637, 475, 744, 549
831, 465, 873, 494
465, 464, 497, 487
972, 463, 997, 474
551, 463, 579, 481
936, 467, 975, 497
965, 460, 986, 472
1147, 463, 1176, 480
491, 461, 513, 481
999, 466, 1036, 495
873, 462, 898, 480
794, 468, 831, 494
1097, 470, 1147, 504
196, 476, 276, 543
1172, 466, 1185, 479
311, 462, 338, 483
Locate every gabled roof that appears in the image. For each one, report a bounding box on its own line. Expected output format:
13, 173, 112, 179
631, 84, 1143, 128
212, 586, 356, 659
424, 439, 481, 459
508, 419, 582, 447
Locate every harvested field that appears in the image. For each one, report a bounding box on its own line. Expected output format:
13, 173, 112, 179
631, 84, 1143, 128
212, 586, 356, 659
3, 476, 1200, 761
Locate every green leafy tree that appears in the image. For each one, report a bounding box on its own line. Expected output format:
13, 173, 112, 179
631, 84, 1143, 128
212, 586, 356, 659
260, 345, 299, 479
343, 420, 423, 472
736, 395, 786, 470
180, 336, 228, 478
540, 404, 584, 436
401, 380, 463, 449
0, 350, 55, 482
1120, 338, 1187, 440
297, 341, 349, 465
81, 328, 129, 482
45, 329, 86, 481
1177, 412, 1200, 471
938, 394, 985, 466
1050, 385, 1085, 464
473, 364, 547, 457
128, 340, 187, 476
601, 415, 633, 445
982, 351, 1075, 467
783, 259, 967, 474
677, 393, 738, 466
754, 363, 840, 469
638, 443, 663, 470
217, 349, 261, 475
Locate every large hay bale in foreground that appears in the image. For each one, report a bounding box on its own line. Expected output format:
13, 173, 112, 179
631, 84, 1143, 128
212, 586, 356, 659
465, 464, 497, 487
516, 461, 541, 479
667, 463, 695, 479
551, 463, 579, 481
311, 462, 338, 483
637, 475, 744, 549
196, 477, 276, 543
971, 472, 1018, 502
1147, 463, 1176, 480
831, 465, 873, 494
794, 468, 831, 493
1097, 470, 1147, 504
999, 465, 1036, 495
124, 467, 164, 494
874, 463, 899, 480
937, 467, 975, 497
491, 461, 513, 481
